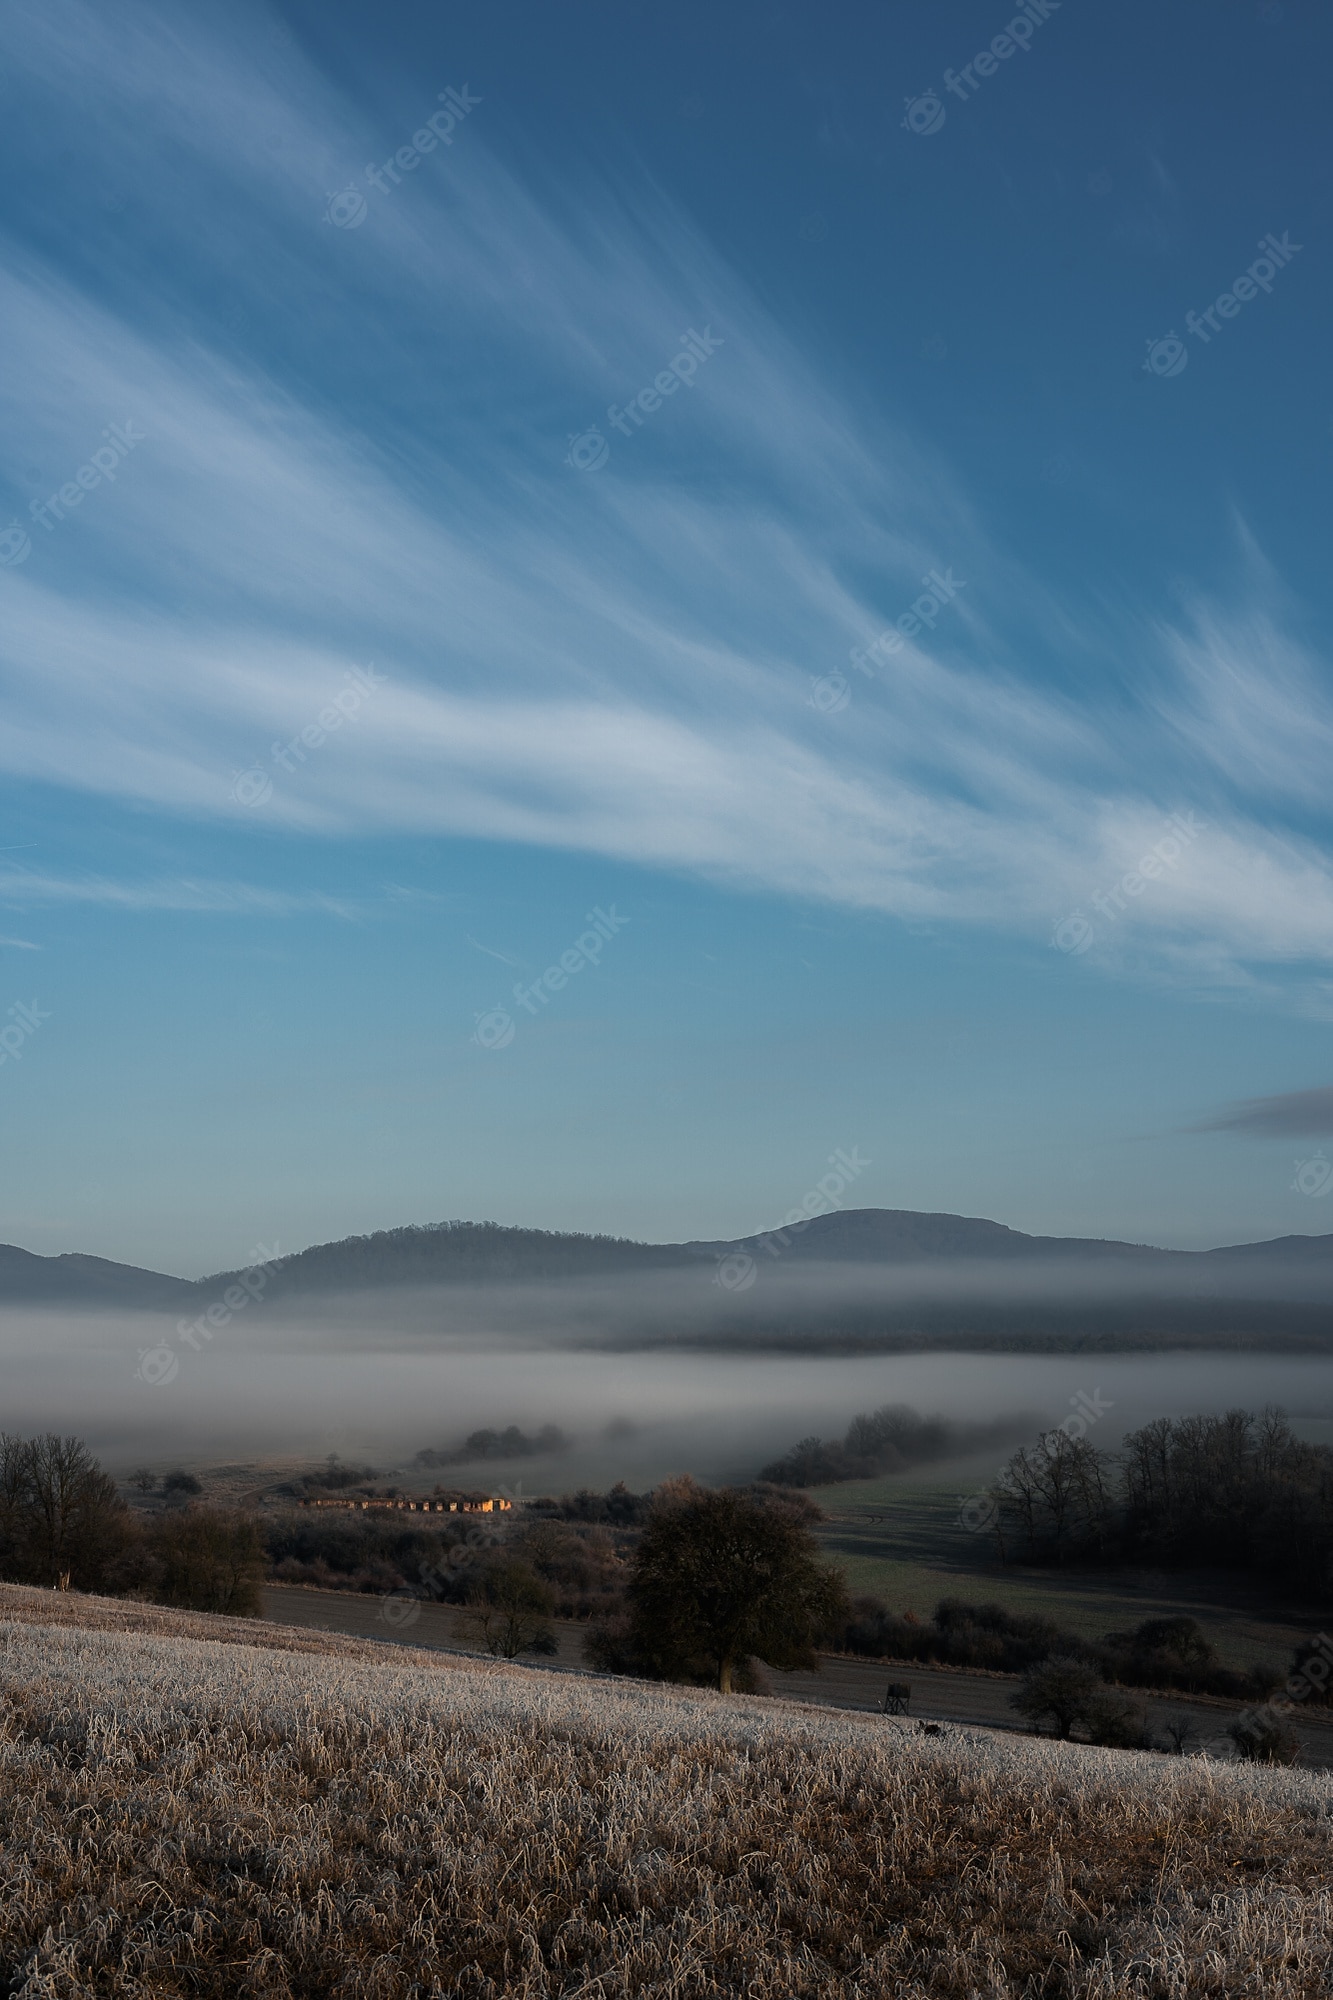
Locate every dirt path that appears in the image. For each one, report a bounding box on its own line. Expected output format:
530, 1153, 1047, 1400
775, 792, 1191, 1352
263, 1586, 1333, 1764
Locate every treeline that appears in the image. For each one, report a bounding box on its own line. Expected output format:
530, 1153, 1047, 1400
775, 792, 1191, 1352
830, 1595, 1286, 1702
203, 1219, 682, 1295
414, 1424, 568, 1468
989, 1407, 1333, 1586
0, 1433, 263, 1614
265, 1490, 646, 1622
761, 1404, 1008, 1486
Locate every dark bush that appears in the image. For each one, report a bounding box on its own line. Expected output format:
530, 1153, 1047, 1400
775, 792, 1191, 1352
148, 1506, 265, 1616
830, 1594, 1097, 1675
461, 1555, 556, 1658
301, 1461, 378, 1492
1011, 1657, 1106, 1739
537, 1481, 651, 1526
0, 1432, 137, 1591
1082, 1689, 1148, 1748
1229, 1711, 1301, 1764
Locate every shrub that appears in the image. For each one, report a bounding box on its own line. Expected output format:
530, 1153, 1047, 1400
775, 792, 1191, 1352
1161, 1712, 1198, 1755
1082, 1689, 1148, 1748
1011, 1658, 1105, 1740
1229, 1712, 1301, 1764
830, 1595, 1096, 1676
460, 1556, 555, 1659
149, 1507, 265, 1616
301, 1461, 378, 1493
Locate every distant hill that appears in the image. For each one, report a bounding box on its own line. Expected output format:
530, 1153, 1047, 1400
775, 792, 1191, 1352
3, 1208, 1332, 1312
694, 1208, 1185, 1265
0, 1243, 193, 1309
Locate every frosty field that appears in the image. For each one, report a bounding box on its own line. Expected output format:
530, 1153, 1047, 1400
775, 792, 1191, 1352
1, 1584, 1332, 1997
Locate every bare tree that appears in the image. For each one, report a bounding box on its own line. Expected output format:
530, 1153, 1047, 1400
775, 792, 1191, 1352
21, 1434, 128, 1588
1162, 1713, 1197, 1755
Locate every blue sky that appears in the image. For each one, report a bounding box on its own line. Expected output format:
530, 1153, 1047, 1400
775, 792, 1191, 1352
2, 0, 1332, 1274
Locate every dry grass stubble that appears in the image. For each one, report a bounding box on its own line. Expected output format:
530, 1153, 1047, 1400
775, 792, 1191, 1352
0, 1588, 1331, 1996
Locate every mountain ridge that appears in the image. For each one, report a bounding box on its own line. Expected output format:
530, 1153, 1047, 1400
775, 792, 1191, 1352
1, 1208, 1331, 1308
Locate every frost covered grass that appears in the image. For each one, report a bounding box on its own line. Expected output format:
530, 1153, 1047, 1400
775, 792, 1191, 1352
1, 1586, 1332, 1995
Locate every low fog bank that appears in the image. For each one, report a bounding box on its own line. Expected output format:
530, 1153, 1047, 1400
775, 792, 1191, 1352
5, 1304, 1333, 1487
149, 1255, 1333, 1359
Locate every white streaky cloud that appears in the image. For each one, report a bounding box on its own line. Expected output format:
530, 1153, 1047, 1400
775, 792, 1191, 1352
0, 2, 1331, 994
0, 870, 352, 917
1156, 596, 1333, 811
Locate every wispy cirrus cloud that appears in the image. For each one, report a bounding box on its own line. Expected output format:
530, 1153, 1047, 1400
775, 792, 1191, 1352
1, 1, 1332, 1003
0, 868, 352, 918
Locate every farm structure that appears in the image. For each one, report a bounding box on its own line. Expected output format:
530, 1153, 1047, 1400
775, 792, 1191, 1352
300, 1495, 512, 1513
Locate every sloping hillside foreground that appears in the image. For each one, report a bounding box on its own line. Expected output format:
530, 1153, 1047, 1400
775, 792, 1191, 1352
0, 1586, 1331, 1996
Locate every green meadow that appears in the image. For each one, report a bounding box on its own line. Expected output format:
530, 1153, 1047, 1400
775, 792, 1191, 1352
807, 1451, 1319, 1676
